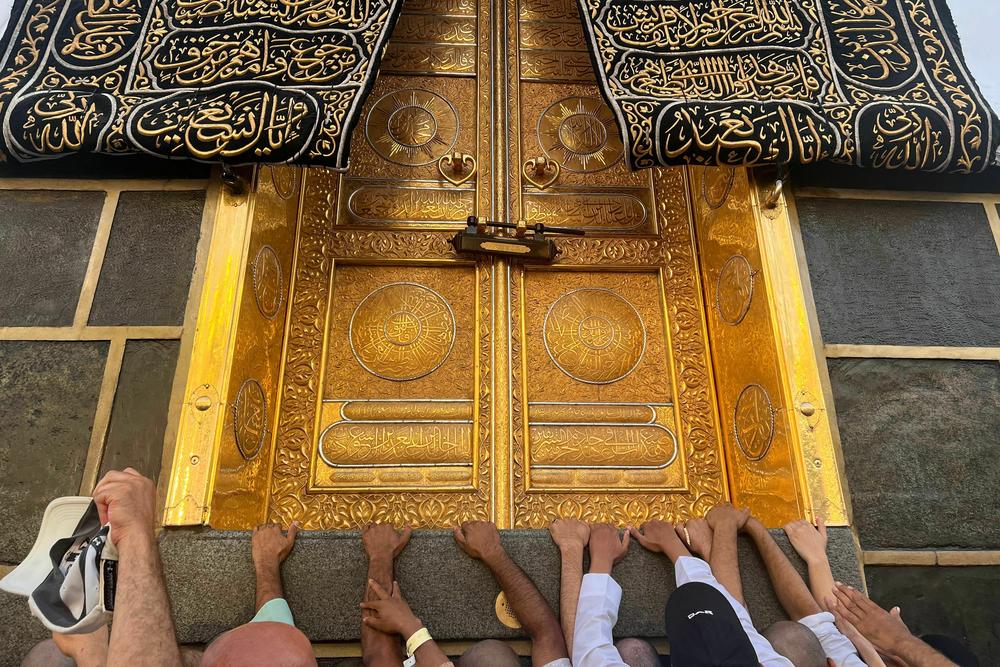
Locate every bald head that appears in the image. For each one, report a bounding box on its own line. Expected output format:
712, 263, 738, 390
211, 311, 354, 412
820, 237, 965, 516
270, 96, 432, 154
763, 621, 829, 667
200, 622, 317, 667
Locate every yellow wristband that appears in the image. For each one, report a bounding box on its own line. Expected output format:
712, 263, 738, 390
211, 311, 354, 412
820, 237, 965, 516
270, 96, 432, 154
405, 627, 432, 656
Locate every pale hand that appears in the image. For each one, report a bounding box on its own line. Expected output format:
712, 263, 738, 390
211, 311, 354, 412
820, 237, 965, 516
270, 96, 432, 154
784, 518, 828, 564
92, 468, 156, 549
454, 521, 504, 562
360, 579, 423, 638
549, 518, 590, 551
252, 523, 299, 566
362, 524, 413, 560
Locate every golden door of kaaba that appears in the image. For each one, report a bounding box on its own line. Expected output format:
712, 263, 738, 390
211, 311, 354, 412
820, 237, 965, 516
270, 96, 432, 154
165, 0, 850, 531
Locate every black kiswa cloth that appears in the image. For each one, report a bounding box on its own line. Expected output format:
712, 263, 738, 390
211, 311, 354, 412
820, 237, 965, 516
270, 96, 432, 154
0, 0, 403, 167
576, 0, 1000, 173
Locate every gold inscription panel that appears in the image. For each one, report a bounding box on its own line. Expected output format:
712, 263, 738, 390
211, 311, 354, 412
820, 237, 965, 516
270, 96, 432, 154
519, 270, 681, 493
312, 264, 481, 492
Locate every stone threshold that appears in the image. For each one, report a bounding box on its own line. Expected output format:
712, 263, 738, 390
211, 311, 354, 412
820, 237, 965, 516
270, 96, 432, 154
864, 550, 1000, 566
160, 527, 862, 645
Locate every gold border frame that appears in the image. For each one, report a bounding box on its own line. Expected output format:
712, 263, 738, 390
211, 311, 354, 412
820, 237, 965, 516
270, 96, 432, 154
754, 172, 851, 525
162, 176, 256, 525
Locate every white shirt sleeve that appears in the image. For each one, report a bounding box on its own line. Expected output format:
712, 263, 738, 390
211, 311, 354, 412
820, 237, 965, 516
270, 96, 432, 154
673, 556, 794, 667
798, 611, 868, 667
571, 573, 629, 667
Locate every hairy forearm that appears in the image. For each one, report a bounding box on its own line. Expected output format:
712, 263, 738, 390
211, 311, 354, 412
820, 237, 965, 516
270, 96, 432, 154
890, 636, 956, 667
108, 537, 182, 667
747, 522, 820, 620
484, 550, 564, 646
709, 523, 745, 607
363, 554, 402, 663
557, 545, 584, 648
414, 639, 451, 666
254, 562, 284, 611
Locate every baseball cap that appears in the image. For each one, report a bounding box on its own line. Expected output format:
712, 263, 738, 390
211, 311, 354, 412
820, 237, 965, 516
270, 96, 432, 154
0, 496, 118, 634
665, 582, 759, 667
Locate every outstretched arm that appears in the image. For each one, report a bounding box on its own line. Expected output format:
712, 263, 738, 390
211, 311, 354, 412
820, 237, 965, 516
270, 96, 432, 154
548, 519, 589, 648
94, 469, 182, 667
251, 522, 299, 611
705, 504, 749, 607
361, 525, 411, 666
744, 516, 821, 620
456, 521, 567, 667
629, 520, 691, 563
573, 524, 630, 667
831, 584, 955, 667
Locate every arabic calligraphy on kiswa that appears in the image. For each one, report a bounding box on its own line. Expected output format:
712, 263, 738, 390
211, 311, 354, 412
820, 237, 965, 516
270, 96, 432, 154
0, 0, 403, 165
579, 0, 998, 172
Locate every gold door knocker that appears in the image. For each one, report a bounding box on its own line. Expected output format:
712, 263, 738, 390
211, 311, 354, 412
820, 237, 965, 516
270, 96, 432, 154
522, 156, 560, 190
437, 152, 477, 186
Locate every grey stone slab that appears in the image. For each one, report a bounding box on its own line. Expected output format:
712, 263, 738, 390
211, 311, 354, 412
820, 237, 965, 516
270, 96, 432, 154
866, 566, 1000, 666
797, 198, 1000, 346
0, 590, 51, 667
829, 358, 1000, 550
99, 340, 180, 481
88, 190, 204, 326
0, 190, 105, 326
160, 527, 860, 644
0, 341, 107, 563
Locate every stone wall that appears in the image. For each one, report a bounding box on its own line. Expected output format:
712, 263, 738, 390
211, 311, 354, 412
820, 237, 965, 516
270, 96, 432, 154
0, 180, 207, 555
794, 174, 1000, 664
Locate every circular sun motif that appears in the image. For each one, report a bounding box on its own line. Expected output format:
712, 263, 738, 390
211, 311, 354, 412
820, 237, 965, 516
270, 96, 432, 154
734, 384, 775, 461
233, 379, 267, 460
366, 89, 459, 166
716, 255, 754, 325
252, 245, 283, 320
543, 288, 645, 384
538, 96, 623, 173
349, 283, 456, 381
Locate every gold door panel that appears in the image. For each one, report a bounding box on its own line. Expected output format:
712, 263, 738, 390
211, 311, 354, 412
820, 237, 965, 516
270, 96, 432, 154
167, 0, 847, 530
314, 264, 483, 493
518, 270, 682, 492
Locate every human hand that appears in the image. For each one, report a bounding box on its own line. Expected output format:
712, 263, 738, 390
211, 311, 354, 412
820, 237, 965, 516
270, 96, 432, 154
92, 468, 156, 550
252, 522, 299, 568
362, 524, 412, 561
829, 583, 912, 655
628, 520, 680, 555
784, 518, 828, 565
588, 524, 629, 573
360, 579, 423, 638
706, 503, 750, 531
454, 521, 504, 564
681, 518, 713, 559
549, 518, 590, 552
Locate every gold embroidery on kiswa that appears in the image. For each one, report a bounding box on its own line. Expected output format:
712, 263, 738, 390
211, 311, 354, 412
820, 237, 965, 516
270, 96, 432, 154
578, 0, 998, 172
0, 0, 404, 165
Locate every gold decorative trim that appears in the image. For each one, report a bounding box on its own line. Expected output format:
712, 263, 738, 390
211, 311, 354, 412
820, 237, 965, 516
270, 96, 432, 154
793, 187, 1000, 205
509, 167, 728, 527
864, 550, 1000, 566
79, 338, 126, 495
0, 179, 209, 191
266, 169, 493, 529
985, 202, 1000, 255
162, 174, 255, 526
0, 326, 183, 340
825, 344, 1000, 361
73, 191, 119, 329
765, 175, 851, 526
